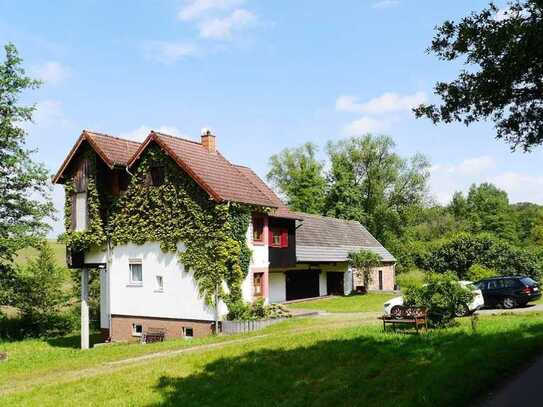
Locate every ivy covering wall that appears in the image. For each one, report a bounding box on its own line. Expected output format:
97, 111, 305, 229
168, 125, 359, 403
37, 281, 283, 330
63, 145, 253, 308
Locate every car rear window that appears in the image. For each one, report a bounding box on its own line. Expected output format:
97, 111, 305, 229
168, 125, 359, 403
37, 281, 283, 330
520, 277, 537, 286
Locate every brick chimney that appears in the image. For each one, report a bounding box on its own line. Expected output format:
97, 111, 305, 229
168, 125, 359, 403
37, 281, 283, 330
200, 128, 216, 153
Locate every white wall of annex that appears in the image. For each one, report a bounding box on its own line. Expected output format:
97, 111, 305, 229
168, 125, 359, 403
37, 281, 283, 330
269, 272, 286, 303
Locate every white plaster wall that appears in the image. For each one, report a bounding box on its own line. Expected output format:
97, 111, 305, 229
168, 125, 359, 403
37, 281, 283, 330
319, 271, 327, 296
248, 220, 268, 269
269, 272, 286, 303
107, 242, 222, 321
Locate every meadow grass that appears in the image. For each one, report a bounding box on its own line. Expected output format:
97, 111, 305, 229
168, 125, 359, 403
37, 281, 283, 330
2, 313, 543, 406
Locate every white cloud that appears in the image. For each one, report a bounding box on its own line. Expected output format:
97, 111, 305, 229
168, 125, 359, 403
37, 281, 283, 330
336, 91, 427, 115
486, 172, 543, 203
343, 116, 387, 136
30, 100, 71, 129
119, 125, 187, 142
32, 61, 70, 85
431, 156, 496, 177
143, 41, 197, 64
494, 6, 529, 22
372, 0, 400, 9
198, 8, 257, 40
178, 0, 245, 21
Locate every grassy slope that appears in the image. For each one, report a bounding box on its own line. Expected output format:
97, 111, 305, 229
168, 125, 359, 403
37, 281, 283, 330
15, 240, 66, 266
288, 293, 398, 313
2, 313, 543, 406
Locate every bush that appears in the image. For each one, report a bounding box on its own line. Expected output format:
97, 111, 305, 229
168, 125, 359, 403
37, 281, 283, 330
404, 272, 473, 327
466, 264, 497, 282
421, 233, 541, 281
227, 298, 291, 321
396, 269, 425, 290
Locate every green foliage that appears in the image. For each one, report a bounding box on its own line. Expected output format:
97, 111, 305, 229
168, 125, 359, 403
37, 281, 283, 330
325, 135, 430, 244
0, 244, 75, 339
466, 264, 498, 282
267, 142, 326, 214
404, 272, 473, 327
396, 269, 425, 290
414, 1, 543, 150
226, 298, 291, 321
63, 157, 107, 252
422, 233, 541, 280
0, 43, 54, 262
348, 249, 381, 287
79, 145, 253, 308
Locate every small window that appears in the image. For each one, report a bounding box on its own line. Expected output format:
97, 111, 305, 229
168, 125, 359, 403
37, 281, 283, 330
155, 275, 164, 292
253, 272, 264, 296
129, 260, 143, 285
132, 323, 143, 337
73, 192, 88, 231
252, 217, 264, 243
146, 166, 165, 186
182, 327, 193, 338
269, 228, 288, 248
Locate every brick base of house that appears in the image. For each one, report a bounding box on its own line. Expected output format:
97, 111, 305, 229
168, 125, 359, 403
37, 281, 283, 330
353, 262, 396, 291
110, 314, 214, 342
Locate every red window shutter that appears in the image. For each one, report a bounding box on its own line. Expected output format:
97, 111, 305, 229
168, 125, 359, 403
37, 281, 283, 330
281, 230, 288, 248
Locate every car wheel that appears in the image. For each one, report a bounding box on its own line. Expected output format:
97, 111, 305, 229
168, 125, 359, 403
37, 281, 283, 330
390, 305, 403, 319
502, 297, 517, 309
455, 303, 469, 317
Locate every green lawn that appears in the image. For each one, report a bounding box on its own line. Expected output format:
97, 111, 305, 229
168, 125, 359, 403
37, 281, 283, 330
15, 240, 66, 266
2, 312, 543, 406
288, 293, 398, 313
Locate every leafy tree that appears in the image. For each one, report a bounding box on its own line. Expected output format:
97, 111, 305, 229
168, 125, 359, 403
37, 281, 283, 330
324, 135, 430, 243
404, 272, 473, 326
0, 43, 54, 262
466, 263, 498, 282
348, 249, 381, 288
267, 142, 326, 214
465, 183, 517, 241
414, 1, 543, 150
1, 244, 74, 338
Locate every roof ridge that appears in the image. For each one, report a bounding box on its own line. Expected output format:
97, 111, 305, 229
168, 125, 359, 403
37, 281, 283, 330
84, 130, 142, 145
152, 131, 202, 146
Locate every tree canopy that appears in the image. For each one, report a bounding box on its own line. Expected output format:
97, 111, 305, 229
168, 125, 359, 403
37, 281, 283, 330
0, 43, 53, 262
414, 0, 543, 151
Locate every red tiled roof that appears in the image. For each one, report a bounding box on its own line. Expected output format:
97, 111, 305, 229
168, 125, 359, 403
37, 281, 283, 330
234, 165, 302, 220
128, 131, 279, 207
54, 129, 299, 212
52, 130, 141, 183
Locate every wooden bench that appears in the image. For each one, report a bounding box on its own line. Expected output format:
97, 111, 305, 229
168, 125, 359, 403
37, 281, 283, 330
141, 328, 166, 344
380, 306, 428, 333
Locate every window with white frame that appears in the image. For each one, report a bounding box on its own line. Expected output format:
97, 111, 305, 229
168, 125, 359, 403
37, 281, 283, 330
129, 260, 143, 285
74, 192, 88, 231
132, 323, 143, 337
155, 275, 164, 292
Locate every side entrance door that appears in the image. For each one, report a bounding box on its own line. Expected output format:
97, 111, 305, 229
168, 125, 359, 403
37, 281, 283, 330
286, 270, 320, 301
327, 272, 344, 295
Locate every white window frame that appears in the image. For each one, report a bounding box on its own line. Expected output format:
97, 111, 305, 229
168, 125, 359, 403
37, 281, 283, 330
74, 192, 88, 231
155, 275, 164, 292
132, 323, 143, 337
128, 259, 143, 286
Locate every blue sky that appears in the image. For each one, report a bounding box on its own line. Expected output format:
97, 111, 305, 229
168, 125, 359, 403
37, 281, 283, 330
1, 0, 541, 237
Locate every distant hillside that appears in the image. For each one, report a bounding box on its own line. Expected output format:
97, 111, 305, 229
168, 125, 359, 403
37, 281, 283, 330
15, 240, 66, 267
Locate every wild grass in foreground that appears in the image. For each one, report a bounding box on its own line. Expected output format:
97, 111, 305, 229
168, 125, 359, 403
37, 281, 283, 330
2, 313, 543, 406
288, 292, 397, 313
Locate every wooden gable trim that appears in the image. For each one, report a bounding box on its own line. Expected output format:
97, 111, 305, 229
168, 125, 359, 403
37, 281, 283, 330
128, 131, 224, 202
52, 130, 114, 184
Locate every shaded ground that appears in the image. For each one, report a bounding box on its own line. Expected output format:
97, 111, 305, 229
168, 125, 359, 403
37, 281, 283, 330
2, 313, 543, 406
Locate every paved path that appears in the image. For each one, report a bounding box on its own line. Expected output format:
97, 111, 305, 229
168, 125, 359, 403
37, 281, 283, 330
476, 303, 543, 316
481, 352, 543, 407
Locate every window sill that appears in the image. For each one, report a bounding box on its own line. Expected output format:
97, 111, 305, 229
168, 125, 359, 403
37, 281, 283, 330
126, 283, 143, 287
154, 289, 164, 293
252, 241, 265, 246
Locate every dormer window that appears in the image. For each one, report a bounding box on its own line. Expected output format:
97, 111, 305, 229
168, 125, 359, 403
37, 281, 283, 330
145, 166, 165, 186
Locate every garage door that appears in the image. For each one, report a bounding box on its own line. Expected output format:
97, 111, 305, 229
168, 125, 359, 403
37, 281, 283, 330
285, 270, 320, 301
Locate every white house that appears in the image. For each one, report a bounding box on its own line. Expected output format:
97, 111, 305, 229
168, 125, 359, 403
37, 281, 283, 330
53, 129, 395, 348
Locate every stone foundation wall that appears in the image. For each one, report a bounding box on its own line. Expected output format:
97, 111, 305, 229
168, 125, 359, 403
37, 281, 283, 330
110, 314, 214, 342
